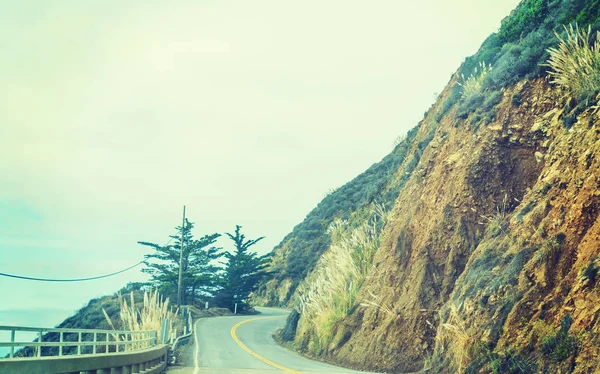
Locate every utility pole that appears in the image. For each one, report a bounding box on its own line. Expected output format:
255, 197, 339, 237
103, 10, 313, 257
177, 205, 186, 308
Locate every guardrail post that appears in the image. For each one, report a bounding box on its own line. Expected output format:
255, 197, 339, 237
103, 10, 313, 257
159, 320, 165, 344
38, 330, 42, 357
9, 329, 15, 358
1, 326, 162, 364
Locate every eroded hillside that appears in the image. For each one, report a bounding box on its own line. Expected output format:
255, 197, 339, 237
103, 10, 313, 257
256, 0, 600, 372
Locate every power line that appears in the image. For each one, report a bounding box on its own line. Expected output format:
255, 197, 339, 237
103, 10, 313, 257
0, 260, 144, 282
0, 228, 177, 283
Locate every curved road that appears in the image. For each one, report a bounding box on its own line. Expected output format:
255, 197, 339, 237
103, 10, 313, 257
168, 307, 378, 374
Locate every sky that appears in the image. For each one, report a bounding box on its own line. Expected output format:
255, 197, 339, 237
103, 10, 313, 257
0, 0, 521, 330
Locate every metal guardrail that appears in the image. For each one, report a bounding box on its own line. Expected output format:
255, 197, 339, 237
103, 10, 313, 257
0, 325, 157, 359
0, 344, 168, 374
0, 309, 194, 372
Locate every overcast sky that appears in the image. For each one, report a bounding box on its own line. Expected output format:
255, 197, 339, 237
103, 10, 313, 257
0, 0, 521, 328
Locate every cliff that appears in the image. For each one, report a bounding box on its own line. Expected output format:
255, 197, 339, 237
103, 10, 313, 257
255, 0, 600, 372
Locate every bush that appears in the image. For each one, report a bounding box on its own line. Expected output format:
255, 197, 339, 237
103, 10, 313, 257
455, 0, 600, 94
459, 62, 492, 99
295, 206, 387, 354
482, 90, 504, 112
512, 92, 523, 106
533, 235, 563, 265
436, 84, 462, 122
487, 349, 537, 374
582, 256, 599, 286
540, 314, 578, 362
545, 24, 600, 99
456, 92, 485, 119
497, 0, 549, 43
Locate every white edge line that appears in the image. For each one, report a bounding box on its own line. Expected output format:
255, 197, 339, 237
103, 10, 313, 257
193, 318, 200, 374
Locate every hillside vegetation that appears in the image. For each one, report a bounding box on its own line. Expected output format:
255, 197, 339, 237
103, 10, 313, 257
255, 0, 600, 372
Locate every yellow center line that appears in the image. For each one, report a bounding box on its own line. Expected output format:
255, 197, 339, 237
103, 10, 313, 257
230, 315, 301, 374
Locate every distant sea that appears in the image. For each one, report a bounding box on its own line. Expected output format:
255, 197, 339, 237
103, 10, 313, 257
0, 308, 74, 357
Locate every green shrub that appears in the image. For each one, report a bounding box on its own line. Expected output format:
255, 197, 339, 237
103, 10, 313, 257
487, 349, 537, 374
456, 92, 485, 119
545, 24, 600, 99
540, 314, 578, 362
512, 92, 523, 106
533, 235, 562, 265
279, 126, 418, 284
436, 84, 462, 122
455, 0, 600, 95
497, 0, 549, 43
459, 62, 492, 99
482, 90, 504, 112
582, 256, 598, 285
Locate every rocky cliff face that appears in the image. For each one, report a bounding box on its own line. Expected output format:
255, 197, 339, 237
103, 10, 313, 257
322, 77, 600, 373
257, 1, 600, 372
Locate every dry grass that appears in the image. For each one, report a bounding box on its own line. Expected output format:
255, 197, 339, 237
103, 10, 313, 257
459, 61, 492, 98
532, 236, 561, 266
103, 288, 177, 349
545, 24, 600, 99
295, 204, 387, 354
478, 194, 510, 238
360, 290, 396, 318
428, 304, 476, 373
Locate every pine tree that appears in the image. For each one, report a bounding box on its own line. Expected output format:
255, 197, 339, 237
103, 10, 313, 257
217, 225, 269, 312
139, 219, 221, 305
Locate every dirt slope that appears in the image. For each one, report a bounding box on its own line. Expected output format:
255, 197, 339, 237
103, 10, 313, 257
257, 0, 600, 372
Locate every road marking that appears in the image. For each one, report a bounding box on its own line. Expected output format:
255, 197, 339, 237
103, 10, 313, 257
230, 315, 300, 374
193, 319, 201, 374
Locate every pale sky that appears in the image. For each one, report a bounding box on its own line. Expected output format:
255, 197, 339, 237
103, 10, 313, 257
0, 0, 521, 328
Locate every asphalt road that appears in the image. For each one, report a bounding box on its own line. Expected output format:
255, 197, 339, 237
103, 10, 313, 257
167, 307, 378, 374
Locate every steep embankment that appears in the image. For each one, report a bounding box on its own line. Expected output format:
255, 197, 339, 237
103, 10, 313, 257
252, 130, 422, 306
257, 0, 600, 372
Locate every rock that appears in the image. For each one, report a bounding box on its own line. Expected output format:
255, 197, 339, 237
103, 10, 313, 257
530, 121, 546, 133
280, 309, 301, 342
509, 123, 524, 131
535, 151, 545, 163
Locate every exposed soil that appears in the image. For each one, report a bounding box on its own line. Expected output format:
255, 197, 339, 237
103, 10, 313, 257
270, 76, 600, 373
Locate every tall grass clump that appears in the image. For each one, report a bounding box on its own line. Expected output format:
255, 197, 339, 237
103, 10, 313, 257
545, 24, 600, 100
295, 204, 387, 355
479, 194, 509, 238
428, 304, 476, 373
103, 288, 176, 349
459, 61, 492, 99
